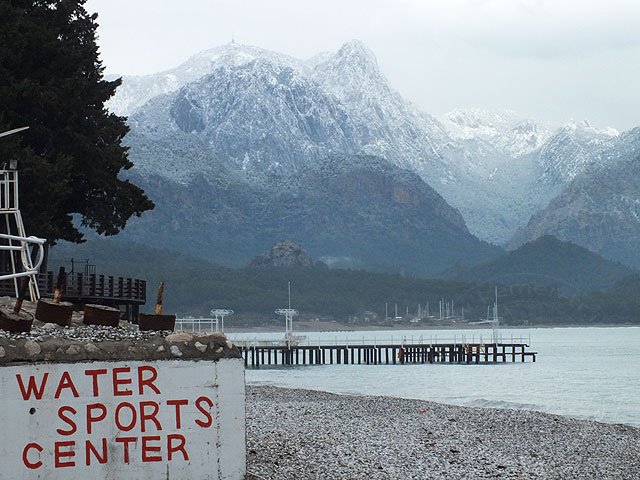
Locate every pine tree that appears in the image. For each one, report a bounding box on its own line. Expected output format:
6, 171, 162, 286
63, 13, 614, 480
0, 0, 154, 243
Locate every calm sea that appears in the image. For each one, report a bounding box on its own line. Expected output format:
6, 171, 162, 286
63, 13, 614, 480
229, 326, 640, 427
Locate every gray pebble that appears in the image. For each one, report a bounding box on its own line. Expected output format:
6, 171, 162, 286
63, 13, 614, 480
246, 385, 640, 480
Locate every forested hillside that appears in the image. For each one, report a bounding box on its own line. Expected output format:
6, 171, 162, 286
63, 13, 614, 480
49, 239, 640, 326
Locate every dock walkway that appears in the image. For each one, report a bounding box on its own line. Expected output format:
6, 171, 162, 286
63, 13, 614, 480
237, 341, 537, 367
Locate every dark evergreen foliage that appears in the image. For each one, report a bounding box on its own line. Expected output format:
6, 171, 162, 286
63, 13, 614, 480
0, 0, 153, 243
49, 239, 640, 325
446, 236, 633, 295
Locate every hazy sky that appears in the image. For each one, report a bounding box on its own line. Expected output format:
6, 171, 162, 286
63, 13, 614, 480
86, 0, 640, 130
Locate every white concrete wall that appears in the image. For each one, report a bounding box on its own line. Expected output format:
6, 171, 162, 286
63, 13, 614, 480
0, 358, 245, 480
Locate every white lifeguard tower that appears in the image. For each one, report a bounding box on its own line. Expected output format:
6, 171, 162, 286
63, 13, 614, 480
0, 127, 46, 301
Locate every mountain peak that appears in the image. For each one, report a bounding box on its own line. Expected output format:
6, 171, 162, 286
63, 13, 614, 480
563, 118, 619, 137
331, 39, 380, 73
107, 42, 306, 116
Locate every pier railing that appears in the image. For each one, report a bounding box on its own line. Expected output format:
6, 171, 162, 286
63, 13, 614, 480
228, 333, 531, 348
175, 319, 537, 366
176, 317, 220, 334
175, 319, 531, 347
0, 271, 146, 303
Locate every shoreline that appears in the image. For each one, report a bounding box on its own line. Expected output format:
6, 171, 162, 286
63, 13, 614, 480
246, 382, 639, 430
246, 385, 640, 479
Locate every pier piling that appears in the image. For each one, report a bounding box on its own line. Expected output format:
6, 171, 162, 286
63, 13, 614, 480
238, 341, 536, 367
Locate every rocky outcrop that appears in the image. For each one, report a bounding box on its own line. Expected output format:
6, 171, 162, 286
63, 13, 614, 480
248, 241, 314, 268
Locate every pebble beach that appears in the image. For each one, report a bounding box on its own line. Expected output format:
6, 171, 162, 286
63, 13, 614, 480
246, 385, 640, 479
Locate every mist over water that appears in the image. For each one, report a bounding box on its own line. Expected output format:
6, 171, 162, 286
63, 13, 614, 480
232, 327, 640, 427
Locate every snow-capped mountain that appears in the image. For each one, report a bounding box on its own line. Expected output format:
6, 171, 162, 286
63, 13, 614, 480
509, 128, 640, 266
535, 120, 619, 185
112, 41, 503, 273
126, 40, 456, 187
442, 108, 557, 158
110, 40, 629, 259
108, 42, 307, 117
436, 110, 620, 243
312, 40, 449, 169
128, 58, 357, 178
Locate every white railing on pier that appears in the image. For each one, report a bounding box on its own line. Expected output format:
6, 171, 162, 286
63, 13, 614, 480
229, 332, 531, 349
176, 317, 219, 334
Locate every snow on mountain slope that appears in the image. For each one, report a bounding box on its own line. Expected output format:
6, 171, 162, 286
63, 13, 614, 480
312, 40, 450, 172
108, 42, 307, 116
442, 108, 557, 158
437, 109, 620, 243
126, 40, 455, 184
535, 120, 619, 185
509, 128, 640, 267
112, 40, 623, 247
127, 58, 358, 178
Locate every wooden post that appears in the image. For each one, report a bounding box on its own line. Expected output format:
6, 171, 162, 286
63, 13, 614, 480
89, 273, 96, 297
155, 282, 165, 315
76, 273, 83, 297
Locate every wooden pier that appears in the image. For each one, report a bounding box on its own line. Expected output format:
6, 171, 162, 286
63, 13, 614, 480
239, 342, 537, 367
0, 271, 146, 323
